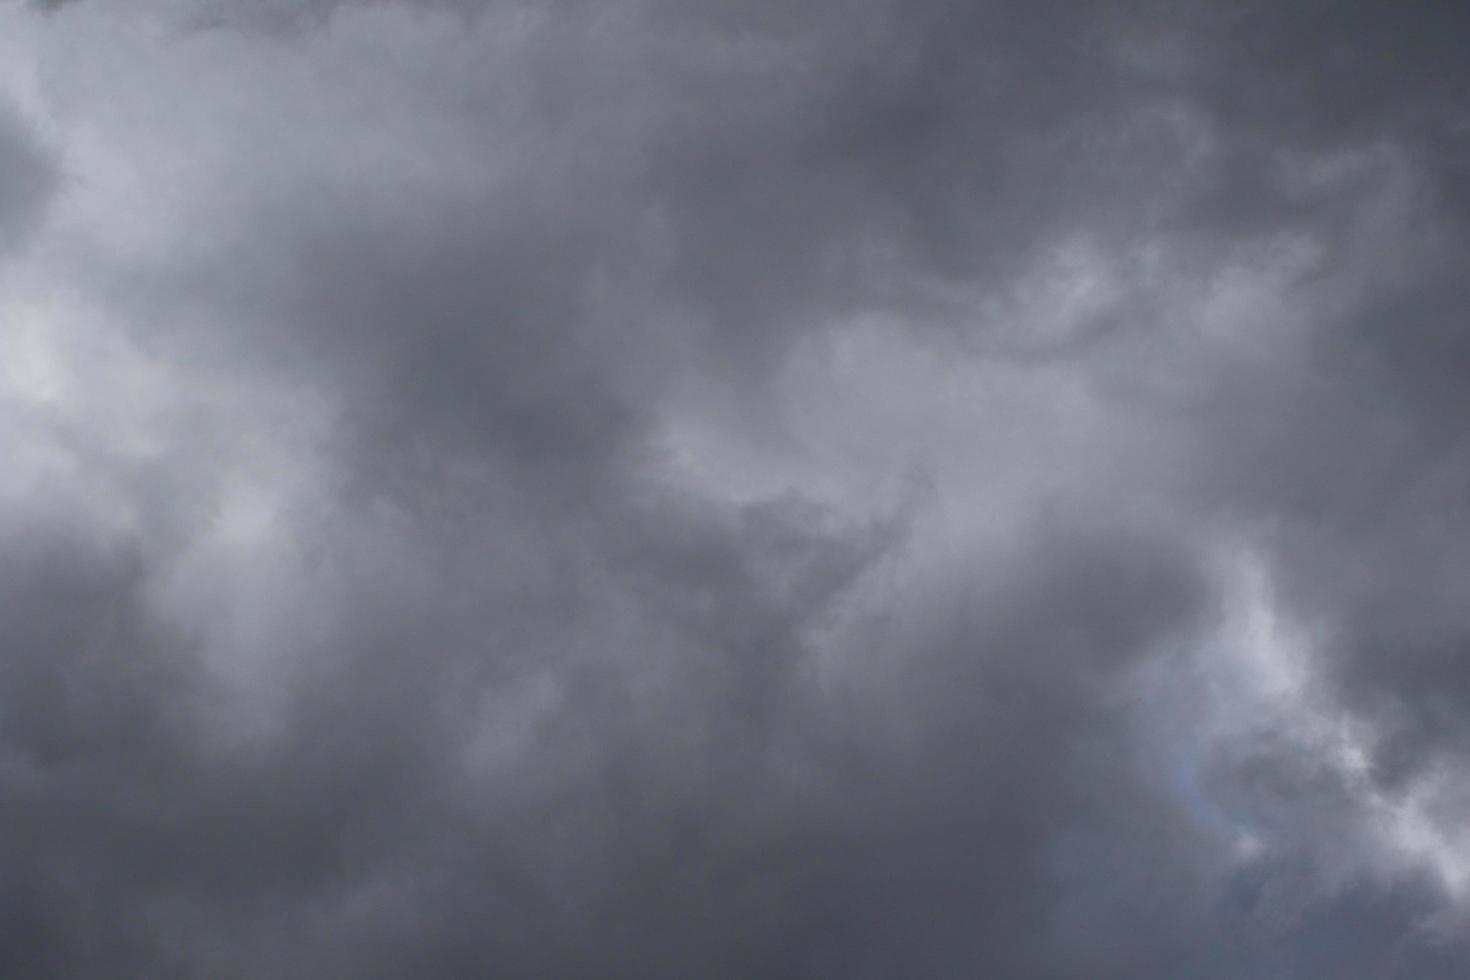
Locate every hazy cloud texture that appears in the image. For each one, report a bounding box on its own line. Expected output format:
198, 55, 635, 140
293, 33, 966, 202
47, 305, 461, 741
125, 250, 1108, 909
2, 1, 1470, 976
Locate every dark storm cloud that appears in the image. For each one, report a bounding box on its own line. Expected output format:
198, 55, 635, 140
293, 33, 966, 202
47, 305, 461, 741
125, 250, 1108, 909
2, 0, 1470, 976
1120, 0, 1470, 851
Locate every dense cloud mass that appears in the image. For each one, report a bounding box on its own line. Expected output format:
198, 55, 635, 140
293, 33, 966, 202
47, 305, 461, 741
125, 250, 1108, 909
2, 1, 1470, 976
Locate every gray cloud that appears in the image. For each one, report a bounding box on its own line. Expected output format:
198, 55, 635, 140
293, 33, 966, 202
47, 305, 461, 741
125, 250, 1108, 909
0, 105, 54, 255
1, 0, 1469, 976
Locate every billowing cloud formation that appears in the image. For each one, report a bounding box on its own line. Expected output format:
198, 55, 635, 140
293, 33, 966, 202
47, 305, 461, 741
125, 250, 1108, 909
2, 1, 1469, 976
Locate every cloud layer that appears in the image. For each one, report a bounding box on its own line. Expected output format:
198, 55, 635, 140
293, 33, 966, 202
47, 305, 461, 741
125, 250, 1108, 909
2, 1, 1470, 976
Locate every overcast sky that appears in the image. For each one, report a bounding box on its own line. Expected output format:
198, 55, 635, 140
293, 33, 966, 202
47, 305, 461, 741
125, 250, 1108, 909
2, 1, 1470, 976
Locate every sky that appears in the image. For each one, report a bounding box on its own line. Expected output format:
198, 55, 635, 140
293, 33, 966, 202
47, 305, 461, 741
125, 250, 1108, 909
1, 1, 1469, 976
